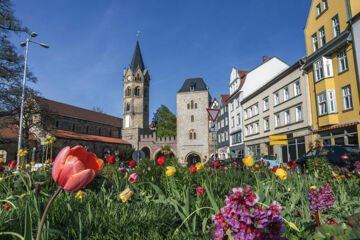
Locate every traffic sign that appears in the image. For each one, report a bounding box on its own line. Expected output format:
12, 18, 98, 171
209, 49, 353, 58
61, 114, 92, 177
207, 108, 220, 122
210, 122, 217, 132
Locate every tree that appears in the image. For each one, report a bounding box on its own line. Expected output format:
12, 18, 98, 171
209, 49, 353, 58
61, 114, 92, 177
152, 105, 176, 138
0, 0, 41, 149
91, 106, 104, 113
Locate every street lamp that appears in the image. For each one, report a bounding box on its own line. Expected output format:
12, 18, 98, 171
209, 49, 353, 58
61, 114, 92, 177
17, 32, 49, 163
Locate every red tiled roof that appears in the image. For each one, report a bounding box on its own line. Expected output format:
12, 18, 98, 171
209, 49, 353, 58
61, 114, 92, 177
238, 70, 248, 78
53, 129, 130, 145
0, 124, 37, 141
220, 94, 230, 106
238, 70, 248, 90
39, 98, 122, 127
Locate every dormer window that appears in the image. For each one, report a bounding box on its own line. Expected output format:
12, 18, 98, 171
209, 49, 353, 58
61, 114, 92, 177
190, 83, 196, 91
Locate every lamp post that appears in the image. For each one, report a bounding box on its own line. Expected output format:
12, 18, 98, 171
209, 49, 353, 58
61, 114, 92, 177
17, 32, 49, 163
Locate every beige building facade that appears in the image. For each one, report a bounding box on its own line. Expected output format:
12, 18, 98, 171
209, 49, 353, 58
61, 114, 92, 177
177, 78, 210, 165
242, 62, 314, 163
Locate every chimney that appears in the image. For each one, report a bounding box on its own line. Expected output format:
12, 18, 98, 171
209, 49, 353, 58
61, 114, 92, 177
263, 56, 269, 63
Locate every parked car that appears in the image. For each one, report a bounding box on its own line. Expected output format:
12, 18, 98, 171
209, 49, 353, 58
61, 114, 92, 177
296, 145, 360, 170
254, 155, 280, 168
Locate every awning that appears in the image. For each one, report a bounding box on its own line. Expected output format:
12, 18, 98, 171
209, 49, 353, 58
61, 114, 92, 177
313, 121, 360, 133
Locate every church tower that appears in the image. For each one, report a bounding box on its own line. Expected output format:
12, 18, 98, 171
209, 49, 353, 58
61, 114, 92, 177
121, 40, 150, 148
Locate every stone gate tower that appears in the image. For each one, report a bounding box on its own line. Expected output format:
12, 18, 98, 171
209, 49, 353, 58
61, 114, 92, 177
121, 41, 150, 148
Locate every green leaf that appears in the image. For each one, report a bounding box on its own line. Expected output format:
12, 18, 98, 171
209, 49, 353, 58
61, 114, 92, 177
204, 184, 219, 213
24, 202, 32, 240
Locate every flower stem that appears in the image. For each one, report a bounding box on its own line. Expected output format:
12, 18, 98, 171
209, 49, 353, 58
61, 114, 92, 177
36, 186, 62, 240
315, 211, 321, 227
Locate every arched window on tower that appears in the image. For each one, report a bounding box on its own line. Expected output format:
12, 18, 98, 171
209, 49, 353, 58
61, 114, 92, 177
134, 86, 140, 96
191, 115, 194, 122
191, 100, 194, 109
126, 103, 130, 112
126, 87, 131, 97
136, 74, 141, 81
189, 129, 196, 140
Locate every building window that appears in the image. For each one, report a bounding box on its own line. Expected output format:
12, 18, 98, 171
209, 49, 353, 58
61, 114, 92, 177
55, 120, 59, 128
332, 15, 340, 38
249, 125, 253, 135
195, 103, 197, 109
255, 122, 259, 133
225, 117, 228, 126
248, 108, 252, 118
134, 87, 140, 96
263, 97, 269, 111
316, 4, 321, 16
317, 92, 327, 115
275, 113, 280, 127
264, 117, 269, 131
187, 103, 190, 109
296, 106, 303, 122
283, 87, 289, 101
318, 26, 326, 47
274, 92, 279, 105
317, 90, 337, 116
221, 119, 224, 128
254, 104, 258, 115
294, 80, 301, 96
220, 108, 224, 115
191, 100, 194, 109
221, 133, 225, 142
230, 102, 233, 111
237, 98, 240, 108
244, 110, 247, 119
225, 131, 228, 141
126, 103, 130, 112
189, 130, 196, 140
218, 135, 221, 143
312, 33, 318, 52
231, 116, 235, 128
314, 59, 324, 82
98, 128, 101, 135
338, 49, 348, 73
342, 85, 353, 110
245, 127, 248, 136
191, 115, 194, 122
237, 113, 240, 126
284, 110, 290, 124
126, 87, 131, 96
322, 0, 328, 11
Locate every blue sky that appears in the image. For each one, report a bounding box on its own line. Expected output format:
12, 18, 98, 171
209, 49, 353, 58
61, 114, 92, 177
11, 0, 311, 120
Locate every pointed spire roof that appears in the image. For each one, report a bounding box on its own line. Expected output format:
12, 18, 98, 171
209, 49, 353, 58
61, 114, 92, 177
129, 41, 145, 73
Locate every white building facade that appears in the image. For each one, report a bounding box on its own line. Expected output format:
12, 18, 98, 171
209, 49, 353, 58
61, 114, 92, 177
228, 57, 289, 158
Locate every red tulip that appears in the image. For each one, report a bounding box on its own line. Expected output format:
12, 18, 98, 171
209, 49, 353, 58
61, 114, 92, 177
120, 168, 127, 172
128, 173, 138, 183
196, 186, 205, 196
0, 166, 5, 173
340, 175, 345, 179
156, 156, 165, 166
106, 155, 115, 164
129, 160, 136, 168
48, 159, 53, 163
52, 146, 104, 192
272, 166, 278, 172
3, 203, 11, 210
110, 171, 113, 175
190, 165, 197, 173
214, 162, 221, 167
8, 160, 17, 169
315, 162, 318, 167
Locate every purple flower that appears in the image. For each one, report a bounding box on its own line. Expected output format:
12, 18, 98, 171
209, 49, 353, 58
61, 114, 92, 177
308, 184, 335, 212
212, 186, 284, 240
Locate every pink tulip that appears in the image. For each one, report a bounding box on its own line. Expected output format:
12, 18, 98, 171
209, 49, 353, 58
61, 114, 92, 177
128, 173, 139, 183
52, 146, 104, 192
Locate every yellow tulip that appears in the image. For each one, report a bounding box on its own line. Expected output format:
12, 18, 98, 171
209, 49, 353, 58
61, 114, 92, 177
275, 168, 287, 180
195, 162, 204, 171
25, 164, 30, 169
0, 158, 3, 164
254, 164, 259, 168
310, 186, 316, 190
119, 188, 133, 202
242, 155, 254, 167
75, 191, 85, 199
30, 161, 35, 166
20, 194, 25, 199
12, 171, 19, 175
0, 177, 4, 182
165, 166, 176, 176
288, 188, 291, 192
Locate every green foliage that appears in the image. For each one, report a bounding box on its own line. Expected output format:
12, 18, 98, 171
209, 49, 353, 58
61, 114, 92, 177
306, 157, 332, 182
116, 146, 134, 162
1, 157, 360, 239
313, 214, 360, 239
152, 105, 176, 138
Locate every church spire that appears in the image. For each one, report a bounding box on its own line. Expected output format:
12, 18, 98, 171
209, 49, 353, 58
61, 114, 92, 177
130, 40, 145, 73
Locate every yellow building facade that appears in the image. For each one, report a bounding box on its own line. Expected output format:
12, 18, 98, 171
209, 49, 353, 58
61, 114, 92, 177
304, 0, 360, 146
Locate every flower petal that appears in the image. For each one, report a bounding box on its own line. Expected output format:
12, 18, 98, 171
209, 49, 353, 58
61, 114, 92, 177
63, 169, 95, 192
57, 155, 86, 187
52, 146, 70, 182
85, 152, 104, 174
